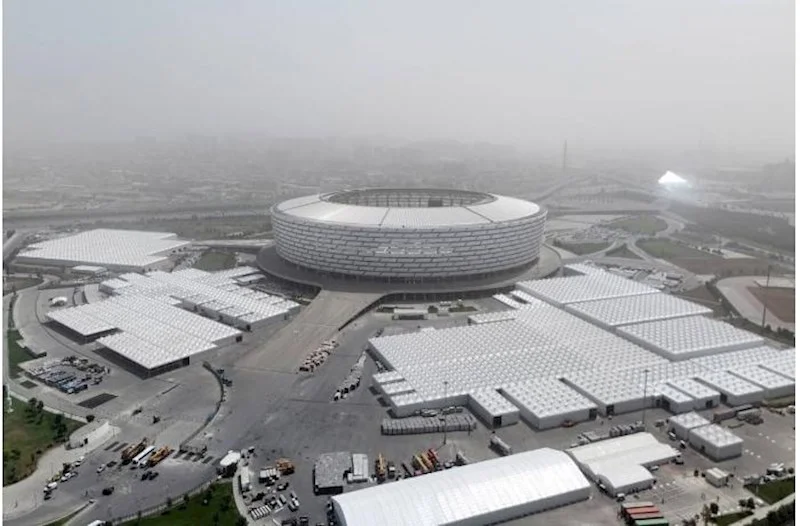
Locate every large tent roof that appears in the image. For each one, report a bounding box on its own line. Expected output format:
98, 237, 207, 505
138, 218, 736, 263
332, 448, 590, 526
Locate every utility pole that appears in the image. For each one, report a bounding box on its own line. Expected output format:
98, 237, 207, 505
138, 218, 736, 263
562, 140, 568, 175
760, 265, 771, 332
443, 381, 449, 445
641, 369, 650, 427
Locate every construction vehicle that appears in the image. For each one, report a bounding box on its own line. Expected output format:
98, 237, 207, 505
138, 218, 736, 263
375, 454, 387, 482
121, 438, 149, 464
412, 454, 429, 474
147, 446, 174, 467
276, 458, 295, 475
426, 449, 440, 470
418, 453, 433, 472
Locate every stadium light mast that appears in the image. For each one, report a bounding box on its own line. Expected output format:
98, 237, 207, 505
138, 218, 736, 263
641, 369, 649, 427
760, 264, 772, 332
443, 380, 449, 445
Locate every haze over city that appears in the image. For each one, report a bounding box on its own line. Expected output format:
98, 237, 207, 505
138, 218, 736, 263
4, 0, 795, 159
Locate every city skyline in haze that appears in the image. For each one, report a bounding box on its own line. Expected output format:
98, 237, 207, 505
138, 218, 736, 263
4, 1, 795, 159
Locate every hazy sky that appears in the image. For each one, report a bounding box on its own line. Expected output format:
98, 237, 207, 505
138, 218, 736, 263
4, 1, 795, 156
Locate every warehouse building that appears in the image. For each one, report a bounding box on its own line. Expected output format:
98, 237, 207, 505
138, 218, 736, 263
617, 316, 764, 360
668, 412, 711, 440
46, 267, 296, 376
688, 424, 744, 460
368, 264, 794, 423
331, 448, 591, 526
314, 452, 352, 495
16, 229, 191, 272
566, 433, 678, 495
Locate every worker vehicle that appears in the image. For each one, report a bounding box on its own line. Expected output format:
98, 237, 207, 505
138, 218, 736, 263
147, 446, 173, 467
375, 454, 387, 481
121, 438, 149, 464
387, 461, 397, 479
277, 458, 295, 475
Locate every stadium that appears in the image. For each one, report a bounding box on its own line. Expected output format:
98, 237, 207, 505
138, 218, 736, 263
261, 188, 551, 291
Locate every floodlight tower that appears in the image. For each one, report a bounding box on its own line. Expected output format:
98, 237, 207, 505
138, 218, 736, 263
760, 265, 772, 332
641, 369, 650, 426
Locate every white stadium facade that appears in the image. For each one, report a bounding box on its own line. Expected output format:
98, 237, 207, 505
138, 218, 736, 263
270, 188, 547, 282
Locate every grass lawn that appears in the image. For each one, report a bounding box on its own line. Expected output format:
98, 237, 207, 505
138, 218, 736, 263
608, 215, 668, 235
636, 239, 714, 259
120, 481, 243, 526
712, 510, 753, 525
559, 242, 610, 255
606, 244, 643, 259
746, 477, 795, 504
2, 277, 42, 295
3, 398, 83, 485
7, 328, 35, 378
194, 251, 237, 271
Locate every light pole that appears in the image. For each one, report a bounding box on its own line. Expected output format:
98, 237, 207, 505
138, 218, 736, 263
760, 265, 771, 332
641, 369, 649, 427
443, 381, 449, 445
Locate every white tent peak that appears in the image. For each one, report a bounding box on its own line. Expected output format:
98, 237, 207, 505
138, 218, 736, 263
659, 171, 688, 185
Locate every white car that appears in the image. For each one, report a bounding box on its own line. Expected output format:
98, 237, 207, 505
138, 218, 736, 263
45, 482, 58, 491
96, 465, 105, 474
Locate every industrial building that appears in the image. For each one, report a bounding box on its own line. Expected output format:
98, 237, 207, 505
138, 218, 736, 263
667, 412, 711, 440
16, 229, 191, 272
566, 433, 678, 495
687, 424, 744, 460
331, 448, 591, 526
368, 264, 794, 425
314, 452, 353, 494
271, 189, 547, 282
46, 267, 298, 376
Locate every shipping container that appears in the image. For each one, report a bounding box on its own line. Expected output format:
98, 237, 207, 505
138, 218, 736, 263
621, 502, 655, 510
626, 506, 660, 517
633, 519, 669, 526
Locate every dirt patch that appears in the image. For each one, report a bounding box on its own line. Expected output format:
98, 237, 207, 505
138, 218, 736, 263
675, 286, 726, 317
747, 287, 795, 323
671, 257, 777, 276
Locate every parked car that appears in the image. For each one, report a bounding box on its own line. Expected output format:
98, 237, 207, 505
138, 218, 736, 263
277, 482, 289, 491
96, 464, 105, 474
102, 486, 115, 496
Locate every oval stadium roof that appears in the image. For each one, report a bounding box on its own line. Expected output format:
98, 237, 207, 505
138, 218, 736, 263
274, 191, 542, 228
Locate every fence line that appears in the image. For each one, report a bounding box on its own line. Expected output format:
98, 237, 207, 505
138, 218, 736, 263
109, 478, 223, 525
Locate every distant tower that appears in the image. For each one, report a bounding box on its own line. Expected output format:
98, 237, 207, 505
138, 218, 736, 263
562, 140, 568, 175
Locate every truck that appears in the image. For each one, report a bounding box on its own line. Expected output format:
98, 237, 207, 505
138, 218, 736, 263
276, 458, 295, 475
147, 446, 174, 467
375, 454, 386, 482
490, 435, 512, 456
121, 438, 149, 464
712, 407, 737, 423
132, 445, 156, 467
426, 449, 440, 470
387, 461, 397, 479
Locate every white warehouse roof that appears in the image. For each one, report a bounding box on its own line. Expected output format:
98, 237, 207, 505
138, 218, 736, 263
332, 448, 590, 526
517, 270, 658, 306
566, 293, 712, 327
689, 424, 744, 448
18, 229, 190, 270
668, 412, 710, 430
618, 316, 764, 359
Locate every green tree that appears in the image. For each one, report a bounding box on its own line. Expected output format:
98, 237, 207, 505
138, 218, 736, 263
709, 502, 719, 515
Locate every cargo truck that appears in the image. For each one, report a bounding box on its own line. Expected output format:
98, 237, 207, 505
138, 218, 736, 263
490, 435, 512, 456
121, 438, 149, 464
712, 407, 737, 423
147, 446, 174, 467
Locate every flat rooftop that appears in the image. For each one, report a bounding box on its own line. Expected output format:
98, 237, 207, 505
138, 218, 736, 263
17, 229, 191, 269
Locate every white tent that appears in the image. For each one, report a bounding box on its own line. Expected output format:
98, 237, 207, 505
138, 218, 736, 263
332, 448, 590, 526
